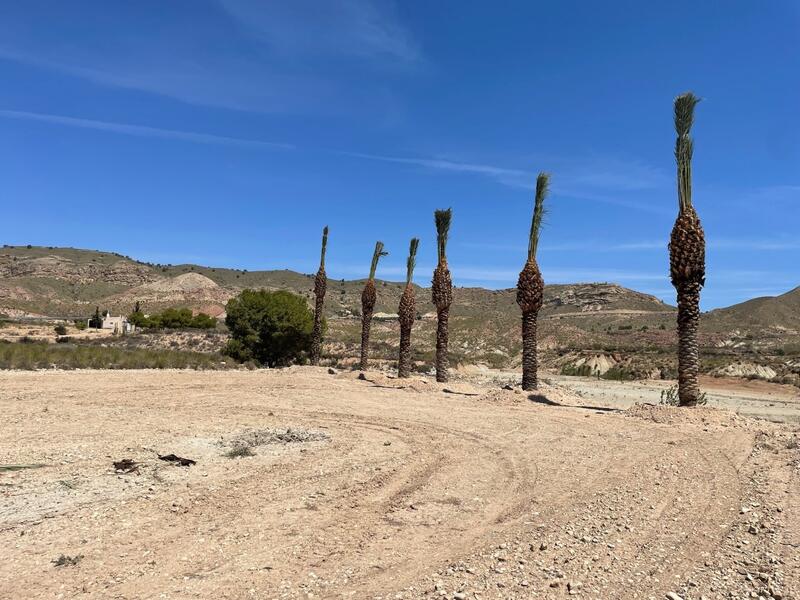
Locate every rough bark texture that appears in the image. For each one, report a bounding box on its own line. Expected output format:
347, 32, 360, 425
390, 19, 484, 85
669, 208, 705, 406
516, 259, 544, 391
310, 268, 326, 365
521, 310, 539, 391
397, 284, 415, 378
669, 208, 706, 286
676, 281, 702, 406
435, 307, 449, 382
360, 280, 376, 371
432, 265, 452, 383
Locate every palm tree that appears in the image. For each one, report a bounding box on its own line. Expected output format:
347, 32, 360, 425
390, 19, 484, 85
669, 92, 705, 406
516, 173, 549, 391
310, 225, 328, 365
432, 208, 453, 382
360, 241, 388, 371
397, 238, 420, 378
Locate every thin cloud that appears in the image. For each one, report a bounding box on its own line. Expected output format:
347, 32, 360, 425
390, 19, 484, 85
341, 150, 670, 213
0, 109, 293, 150
338, 150, 526, 179
709, 238, 800, 251
218, 0, 420, 62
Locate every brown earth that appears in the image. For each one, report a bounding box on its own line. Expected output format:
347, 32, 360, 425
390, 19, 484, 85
1, 368, 798, 599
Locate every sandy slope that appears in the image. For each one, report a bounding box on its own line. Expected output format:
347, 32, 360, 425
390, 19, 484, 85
0, 368, 797, 599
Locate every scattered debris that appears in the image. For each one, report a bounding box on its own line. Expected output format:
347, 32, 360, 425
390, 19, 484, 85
158, 454, 196, 467
220, 428, 330, 451
442, 388, 481, 397
224, 446, 255, 459
52, 554, 83, 567
0, 463, 46, 472
113, 459, 139, 473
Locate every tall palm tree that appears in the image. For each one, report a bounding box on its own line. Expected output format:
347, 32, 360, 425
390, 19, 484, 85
432, 209, 453, 382
397, 238, 420, 378
669, 92, 705, 406
310, 226, 328, 365
516, 173, 550, 391
360, 241, 388, 371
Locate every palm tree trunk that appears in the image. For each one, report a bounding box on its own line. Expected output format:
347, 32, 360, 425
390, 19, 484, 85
397, 283, 415, 378
676, 281, 701, 406
360, 306, 373, 371
435, 307, 449, 382
398, 326, 412, 378
521, 310, 538, 391
310, 289, 324, 365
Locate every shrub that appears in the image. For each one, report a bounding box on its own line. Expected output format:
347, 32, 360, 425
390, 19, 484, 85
0, 341, 228, 370
601, 366, 635, 381
560, 364, 593, 377
54, 324, 68, 336
73, 320, 87, 331
660, 384, 708, 406
223, 289, 315, 367
128, 308, 217, 330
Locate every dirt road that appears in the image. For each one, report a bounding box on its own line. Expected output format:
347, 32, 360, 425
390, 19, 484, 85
1, 368, 797, 599
552, 374, 800, 423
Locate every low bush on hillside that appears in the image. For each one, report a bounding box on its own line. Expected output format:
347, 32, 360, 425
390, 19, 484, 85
601, 366, 636, 381
560, 364, 594, 377
128, 308, 217, 330
0, 341, 229, 370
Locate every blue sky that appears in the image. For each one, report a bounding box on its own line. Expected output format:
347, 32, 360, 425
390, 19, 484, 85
0, 0, 797, 309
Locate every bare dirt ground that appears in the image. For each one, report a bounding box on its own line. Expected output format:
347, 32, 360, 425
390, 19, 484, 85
1, 368, 798, 600
552, 375, 800, 424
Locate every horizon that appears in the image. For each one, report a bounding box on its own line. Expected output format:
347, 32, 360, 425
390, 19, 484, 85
5, 243, 800, 312
1, 2, 798, 310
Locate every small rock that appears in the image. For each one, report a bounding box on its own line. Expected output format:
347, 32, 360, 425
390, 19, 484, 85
327, 368, 337, 375
665, 593, 684, 600
567, 581, 582, 591
453, 593, 466, 600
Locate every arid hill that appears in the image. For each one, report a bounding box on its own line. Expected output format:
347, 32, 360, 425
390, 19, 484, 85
0, 245, 672, 321
2, 245, 799, 385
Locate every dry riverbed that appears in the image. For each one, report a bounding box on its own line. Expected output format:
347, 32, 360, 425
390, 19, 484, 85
1, 368, 798, 599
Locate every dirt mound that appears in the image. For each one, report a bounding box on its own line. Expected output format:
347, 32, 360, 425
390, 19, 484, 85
625, 402, 748, 428
220, 427, 330, 449
713, 362, 778, 380
574, 353, 617, 375
139, 273, 219, 293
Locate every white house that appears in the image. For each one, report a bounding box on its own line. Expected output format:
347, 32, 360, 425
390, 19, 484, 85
88, 313, 135, 334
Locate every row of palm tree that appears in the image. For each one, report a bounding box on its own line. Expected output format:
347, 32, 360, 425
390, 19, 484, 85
309, 92, 705, 405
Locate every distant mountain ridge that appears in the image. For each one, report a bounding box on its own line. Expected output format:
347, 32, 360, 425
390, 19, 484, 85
1, 246, 797, 337
1, 245, 674, 320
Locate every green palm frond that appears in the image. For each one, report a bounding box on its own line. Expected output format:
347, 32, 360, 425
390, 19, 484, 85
319, 226, 329, 270
434, 208, 452, 264
674, 92, 700, 213
406, 238, 420, 285
368, 241, 388, 280
528, 172, 550, 261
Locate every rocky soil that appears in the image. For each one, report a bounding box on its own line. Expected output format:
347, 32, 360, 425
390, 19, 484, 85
1, 368, 797, 599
